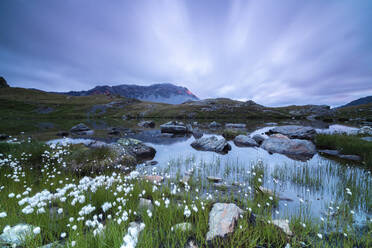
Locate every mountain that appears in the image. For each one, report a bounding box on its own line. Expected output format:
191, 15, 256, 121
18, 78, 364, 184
62, 83, 199, 104
0, 77, 10, 88
339, 96, 372, 108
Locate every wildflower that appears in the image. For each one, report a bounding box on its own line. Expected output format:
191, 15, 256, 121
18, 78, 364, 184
71, 241, 76, 247
8, 193, 15, 198
61, 232, 67, 238
33, 227, 41, 235
147, 209, 152, 218
154, 200, 160, 207
317, 233, 323, 239
57, 208, 63, 214
0, 212, 6, 218
184, 206, 191, 218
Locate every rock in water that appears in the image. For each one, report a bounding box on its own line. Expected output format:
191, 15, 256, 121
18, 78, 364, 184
225, 123, 246, 128
206, 203, 244, 241
261, 134, 316, 161
208, 121, 221, 128
191, 136, 231, 154
160, 121, 192, 134
117, 138, 156, 160
359, 126, 372, 135
252, 134, 266, 144
70, 123, 93, 135
269, 125, 316, 140
233, 135, 258, 147
138, 121, 155, 128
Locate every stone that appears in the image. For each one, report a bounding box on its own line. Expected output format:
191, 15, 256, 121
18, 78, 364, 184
319, 150, 361, 161
361, 137, 372, 142
233, 135, 259, 147
206, 203, 244, 241
143, 175, 164, 184
252, 134, 265, 144
172, 223, 193, 232
208, 121, 221, 128
70, 123, 93, 135
338, 154, 361, 161
108, 127, 121, 135
207, 176, 223, 183
192, 129, 203, 139
272, 219, 293, 236
160, 121, 192, 134
145, 160, 158, 166
117, 138, 156, 160
225, 123, 246, 128
0, 134, 9, 140
191, 136, 231, 154
269, 125, 316, 140
56, 131, 69, 137
185, 239, 198, 248
258, 186, 293, 201
138, 120, 155, 128
318, 150, 340, 156
261, 134, 316, 161
138, 198, 153, 210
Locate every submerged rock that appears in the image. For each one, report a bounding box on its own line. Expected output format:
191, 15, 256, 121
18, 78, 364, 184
225, 123, 246, 129
191, 136, 231, 154
318, 150, 362, 162
160, 121, 192, 134
233, 135, 258, 147
261, 134, 316, 161
206, 203, 244, 241
207, 176, 222, 183
269, 125, 316, 140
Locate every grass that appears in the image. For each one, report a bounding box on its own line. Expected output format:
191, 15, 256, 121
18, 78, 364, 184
315, 134, 372, 167
222, 129, 247, 140
0, 139, 371, 247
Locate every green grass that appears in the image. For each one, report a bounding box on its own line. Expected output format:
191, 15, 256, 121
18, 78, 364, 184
315, 134, 372, 167
222, 129, 247, 139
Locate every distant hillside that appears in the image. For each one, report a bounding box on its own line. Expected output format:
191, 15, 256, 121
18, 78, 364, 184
0, 77, 10, 88
61, 83, 199, 104
339, 96, 372, 108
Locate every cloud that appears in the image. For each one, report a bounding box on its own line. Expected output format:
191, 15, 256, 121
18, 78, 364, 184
0, 0, 371, 106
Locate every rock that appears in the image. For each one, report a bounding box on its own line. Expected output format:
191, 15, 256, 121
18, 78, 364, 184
138, 121, 155, 128
145, 160, 158, 166
0, 77, 10, 88
108, 127, 121, 135
191, 136, 231, 154
258, 186, 293, 201
70, 123, 93, 135
359, 126, 372, 135
252, 134, 266, 144
213, 183, 232, 191
272, 219, 293, 236
56, 131, 69, 137
0, 134, 9, 140
160, 121, 192, 134
269, 125, 316, 140
361, 137, 372, 142
39, 241, 64, 248
284, 243, 291, 248
185, 239, 198, 248
207, 176, 223, 183
138, 198, 153, 210
261, 134, 316, 161
117, 138, 156, 160
192, 129, 203, 139
143, 175, 164, 184
233, 135, 258, 147
225, 123, 246, 129
0, 224, 34, 246
206, 203, 244, 241
172, 223, 193, 232
319, 150, 362, 162
88, 141, 110, 148
208, 121, 221, 128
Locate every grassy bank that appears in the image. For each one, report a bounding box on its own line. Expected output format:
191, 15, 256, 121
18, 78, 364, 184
315, 134, 372, 167
0, 141, 371, 247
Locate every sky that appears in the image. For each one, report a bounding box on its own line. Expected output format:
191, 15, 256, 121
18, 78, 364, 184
1, 0, 372, 107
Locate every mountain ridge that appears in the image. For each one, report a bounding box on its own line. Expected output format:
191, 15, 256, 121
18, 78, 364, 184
60, 83, 199, 104
339, 95, 372, 108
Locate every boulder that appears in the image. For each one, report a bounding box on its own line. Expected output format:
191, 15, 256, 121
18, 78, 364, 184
138, 121, 155, 128
138, 198, 153, 210
192, 129, 203, 139
208, 121, 221, 128
117, 138, 156, 160
206, 203, 244, 241
272, 219, 293, 236
70, 123, 93, 135
261, 134, 316, 161
143, 175, 164, 184
160, 121, 192, 134
225, 123, 246, 129
269, 125, 316, 140
191, 136, 231, 154
233, 135, 258, 147
252, 134, 265, 144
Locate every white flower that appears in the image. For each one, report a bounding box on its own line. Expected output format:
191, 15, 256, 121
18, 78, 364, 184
71, 241, 76, 247
8, 193, 15, 198
154, 200, 160, 207
147, 209, 152, 218
33, 227, 41, 235
184, 206, 191, 218
57, 208, 63, 214
61, 232, 67, 238
0, 212, 7, 218
317, 233, 323, 239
